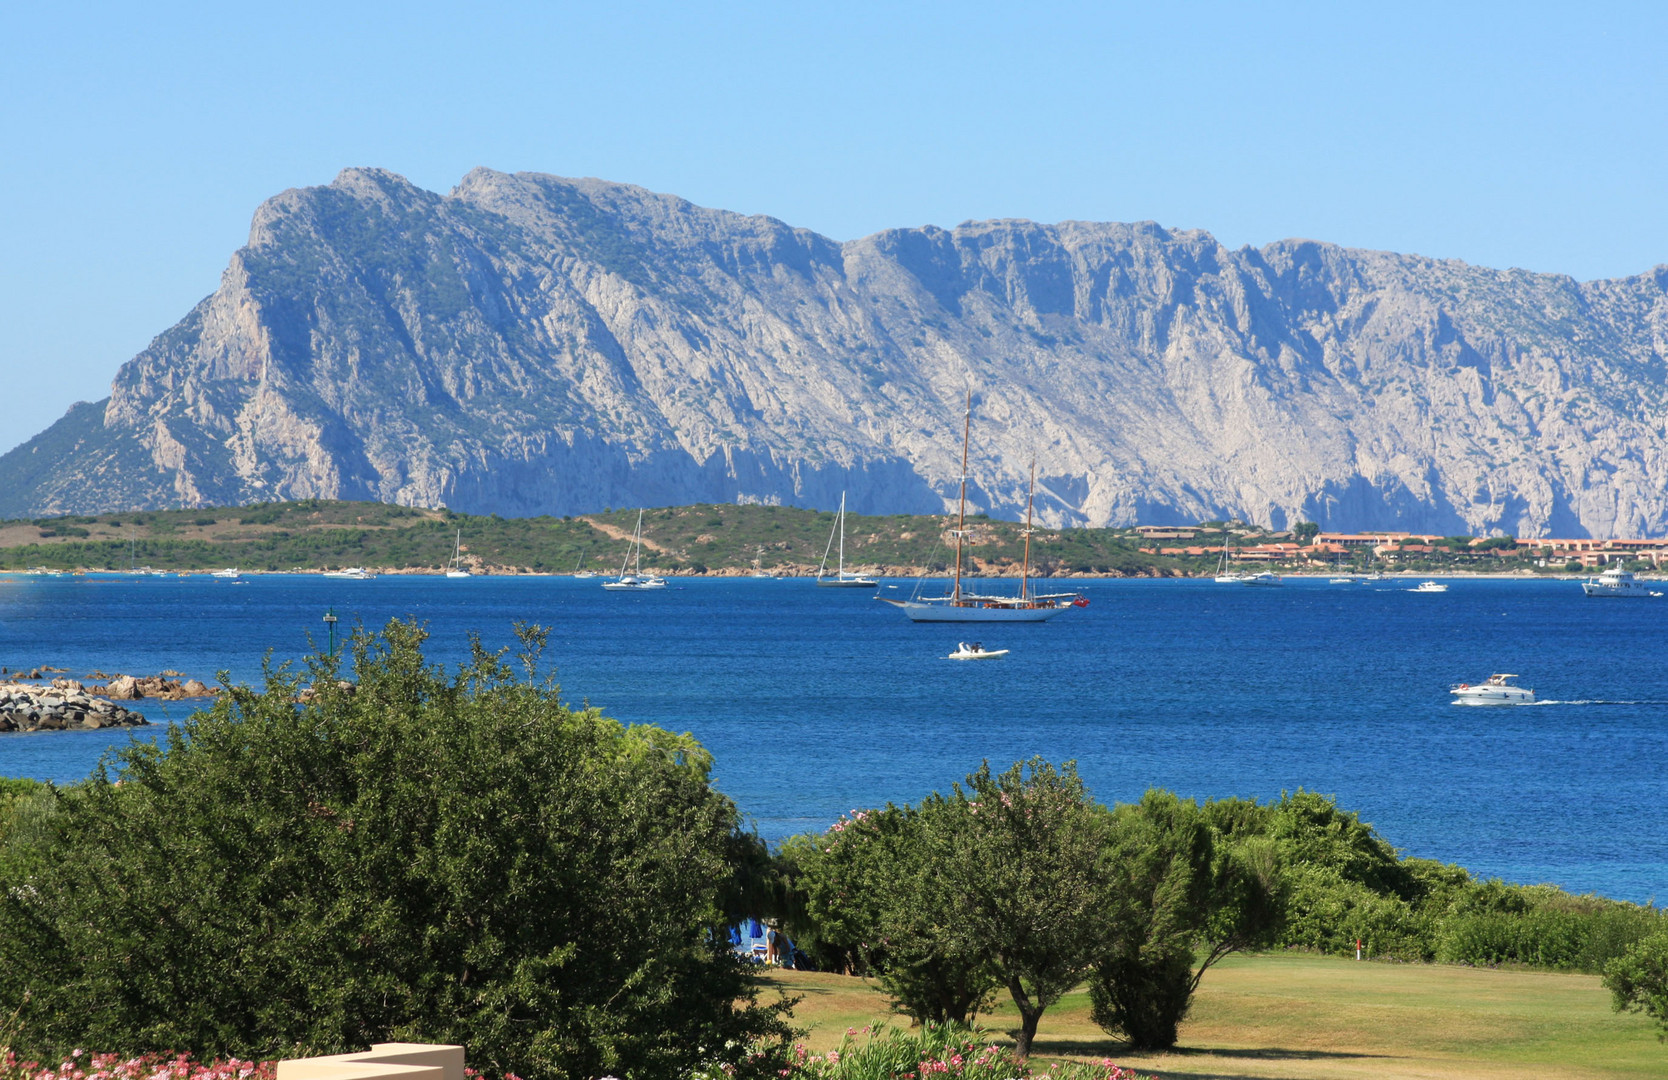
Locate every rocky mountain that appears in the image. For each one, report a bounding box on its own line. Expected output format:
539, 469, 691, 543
5, 167, 1667, 536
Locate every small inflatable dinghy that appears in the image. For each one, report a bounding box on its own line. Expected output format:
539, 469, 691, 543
948, 642, 1008, 660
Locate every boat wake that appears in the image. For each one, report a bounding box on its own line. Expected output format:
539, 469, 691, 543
1521, 699, 1668, 707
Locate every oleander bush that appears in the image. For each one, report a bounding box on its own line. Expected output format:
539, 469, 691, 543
697, 1024, 1148, 1080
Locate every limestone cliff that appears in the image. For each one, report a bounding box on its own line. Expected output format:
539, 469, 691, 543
4, 166, 1666, 535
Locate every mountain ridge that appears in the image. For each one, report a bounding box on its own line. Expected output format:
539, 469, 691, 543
5, 166, 1666, 536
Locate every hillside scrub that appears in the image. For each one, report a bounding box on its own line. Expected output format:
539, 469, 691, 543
0, 620, 792, 1080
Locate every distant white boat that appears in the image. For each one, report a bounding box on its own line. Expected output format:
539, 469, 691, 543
323, 567, 373, 580
602, 510, 668, 590
1329, 577, 1358, 584
816, 494, 877, 588
948, 642, 1008, 660
445, 529, 471, 578
1238, 571, 1283, 587
750, 545, 778, 579
211, 568, 240, 579
1451, 673, 1535, 705
1213, 543, 1245, 584
572, 549, 597, 579
1581, 566, 1661, 598
1410, 580, 1448, 593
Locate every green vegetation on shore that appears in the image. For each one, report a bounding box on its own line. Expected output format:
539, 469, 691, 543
0, 501, 1184, 576
0, 500, 1632, 577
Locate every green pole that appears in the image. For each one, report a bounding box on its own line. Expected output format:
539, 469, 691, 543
323, 608, 339, 657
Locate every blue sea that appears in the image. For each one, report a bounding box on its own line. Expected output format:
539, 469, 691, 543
1, 573, 1664, 903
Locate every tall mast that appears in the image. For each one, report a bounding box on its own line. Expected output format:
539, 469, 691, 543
1021, 460, 1035, 602
838, 492, 846, 576
953, 391, 971, 603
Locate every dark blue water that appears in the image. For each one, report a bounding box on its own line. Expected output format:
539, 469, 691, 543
2, 573, 1665, 902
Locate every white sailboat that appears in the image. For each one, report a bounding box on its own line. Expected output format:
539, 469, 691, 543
1213, 542, 1245, 584
445, 529, 472, 578
816, 493, 877, 587
572, 550, 597, 579
879, 396, 1086, 623
601, 510, 667, 590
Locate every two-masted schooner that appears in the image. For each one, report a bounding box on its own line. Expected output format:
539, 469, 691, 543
878, 394, 1086, 622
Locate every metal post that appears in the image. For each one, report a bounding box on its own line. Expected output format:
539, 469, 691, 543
323, 608, 339, 657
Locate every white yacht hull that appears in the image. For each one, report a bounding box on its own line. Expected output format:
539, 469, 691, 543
1581, 581, 1661, 598
817, 577, 877, 588
880, 598, 1074, 622
1451, 688, 1536, 705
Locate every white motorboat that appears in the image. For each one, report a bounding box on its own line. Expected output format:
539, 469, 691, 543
602, 510, 668, 590
1329, 577, 1358, 584
948, 642, 1009, 660
1581, 566, 1662, 598
1238, 571, 1283, 587
1451, 673, 1535, 705
323, 567, 374, 580
816, 494, 877, 587
1410, 580, 1448, 593
211, 568, 240, 579
445, 529, 471, 578
880, 417, 1084, 623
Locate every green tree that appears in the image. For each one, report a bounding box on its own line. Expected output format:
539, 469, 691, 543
929, 760, 1109, 1061
1292, 522, 1320, 544
781, 804, 998, 1024
1604, 929, 1668, 1040
0, 620, 792, 1080
1088, 792, 1284, 1050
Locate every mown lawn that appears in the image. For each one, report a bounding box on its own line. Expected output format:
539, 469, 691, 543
761, 951, 1666, 1079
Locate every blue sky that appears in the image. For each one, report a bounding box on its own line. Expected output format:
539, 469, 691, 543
2, 2, 1665, 453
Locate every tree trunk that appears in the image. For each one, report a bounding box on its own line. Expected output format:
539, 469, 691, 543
1007, 977, 1044, 1061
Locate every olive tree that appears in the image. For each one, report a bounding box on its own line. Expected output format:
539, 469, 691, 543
929, 760, 1109, 1061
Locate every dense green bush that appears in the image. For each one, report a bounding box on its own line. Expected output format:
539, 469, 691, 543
0, 621, 791, 1080
1605, 929, 1668, 1039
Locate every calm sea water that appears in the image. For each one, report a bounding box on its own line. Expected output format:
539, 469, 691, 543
1, 573, 1664, 902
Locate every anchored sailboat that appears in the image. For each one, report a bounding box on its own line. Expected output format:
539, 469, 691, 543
879, 395, 1086, 622
601, 510, 668, 590
817, 493, 878, 587
445, 529, 472, 578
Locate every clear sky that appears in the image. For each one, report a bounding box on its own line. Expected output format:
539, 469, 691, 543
2, 2, 1665, 453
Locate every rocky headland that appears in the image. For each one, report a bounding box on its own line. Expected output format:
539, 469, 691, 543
3, 167, 1667, 537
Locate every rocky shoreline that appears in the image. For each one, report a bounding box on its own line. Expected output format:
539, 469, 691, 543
0, 679, 149, 732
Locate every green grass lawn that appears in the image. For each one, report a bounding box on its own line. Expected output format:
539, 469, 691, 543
761, 952, 1666, 1079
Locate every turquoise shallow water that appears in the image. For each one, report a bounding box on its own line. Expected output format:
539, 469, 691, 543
1, 573, 1664, 902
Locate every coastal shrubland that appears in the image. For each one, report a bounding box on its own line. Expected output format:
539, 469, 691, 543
0, 620, 793, 1080
0, 500, 1181, 576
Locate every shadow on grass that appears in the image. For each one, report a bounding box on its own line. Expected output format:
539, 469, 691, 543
1029, 1035, 1392, 1063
